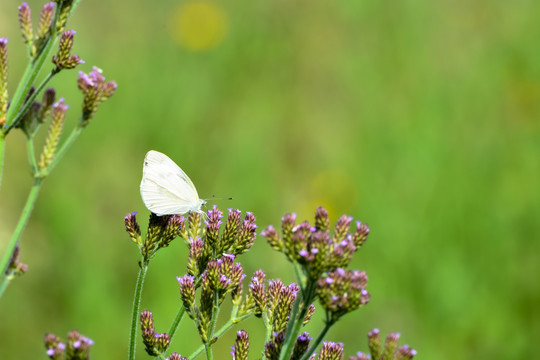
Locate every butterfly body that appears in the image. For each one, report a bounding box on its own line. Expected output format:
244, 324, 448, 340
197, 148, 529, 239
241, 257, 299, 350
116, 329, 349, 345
140, 150, 206, 216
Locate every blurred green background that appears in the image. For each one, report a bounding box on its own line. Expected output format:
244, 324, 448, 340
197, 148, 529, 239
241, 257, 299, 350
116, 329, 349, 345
1, 0, 539, 359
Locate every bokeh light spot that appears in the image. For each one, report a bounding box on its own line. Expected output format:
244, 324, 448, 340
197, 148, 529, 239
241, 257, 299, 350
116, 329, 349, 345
169, 0, 228, 51
297, 170, 359, 221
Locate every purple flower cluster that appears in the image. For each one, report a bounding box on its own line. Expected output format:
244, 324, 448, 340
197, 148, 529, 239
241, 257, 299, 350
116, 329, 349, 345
77, 67, 116, 125
317, 268, 370, 321
44, 330, 93, 360
261, 206, 370, 280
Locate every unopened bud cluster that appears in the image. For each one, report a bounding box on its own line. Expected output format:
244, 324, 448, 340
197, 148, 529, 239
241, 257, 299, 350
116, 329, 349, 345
52, 30, 84, 70
44, 330, 93, 360
6, 245, 28, 278
124, 212, 184, 264
262, 206, 369, 281
317, 268, 370, 321
77, 67, 116, 126
264, 331, 285, 360
361, 328, 416, 360
140, 310, 172, 356
241, 271, 303, 334
179, 254, 244, 342
231, 330, 250, 360
318, 342, 344, 360
262, 206, 371, 324
183, 206, 256, 277
16, 86, 57, 137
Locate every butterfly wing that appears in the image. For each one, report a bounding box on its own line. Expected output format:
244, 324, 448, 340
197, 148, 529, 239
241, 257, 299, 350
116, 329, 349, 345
140, 150, 202, 215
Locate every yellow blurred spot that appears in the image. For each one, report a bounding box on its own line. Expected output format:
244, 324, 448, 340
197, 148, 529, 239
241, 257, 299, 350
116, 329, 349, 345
169, 1, 228, 51
297, 170, 359, 222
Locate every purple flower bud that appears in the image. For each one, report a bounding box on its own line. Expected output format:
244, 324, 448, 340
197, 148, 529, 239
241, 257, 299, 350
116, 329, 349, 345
349, 351, 370, 360
382, 332, 401, 360
232, 330, 250, 360
262, 225, 282, 251
352, 221, 370, 248
37, 3, 54, 39
167, 352, 189, 360
368, 328, 382, 360
234, 212, 257, 255
52, 30, 84, 70
77, 67, 116, 125
333, 215, 353, 244
18, 3, 33, 46
315, 206, 330, 231
140, 310, 155, 330
319, 342, 344, 360
291, 331, 312, 359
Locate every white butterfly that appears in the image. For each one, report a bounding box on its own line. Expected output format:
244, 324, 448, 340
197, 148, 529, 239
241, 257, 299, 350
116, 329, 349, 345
140, 150, 206, 216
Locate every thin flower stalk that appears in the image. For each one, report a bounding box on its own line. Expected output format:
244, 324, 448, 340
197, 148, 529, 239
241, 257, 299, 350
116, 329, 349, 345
0, 177, 43, 295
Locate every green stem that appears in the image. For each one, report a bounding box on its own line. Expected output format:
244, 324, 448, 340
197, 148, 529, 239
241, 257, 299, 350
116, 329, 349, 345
279, 281, 317, 360
298, 318, 334, 360
169, 275, 203, 346
202, 291, 220, 360
209, 291, 220, 339
263, 312, 274, 345
0, 133, 5, 190
0, 177, 43, 296
0, 273, 10, 298
204, 343, 212, 360
189, 341, 207, 359
167, 304, 186, 342
128, 262, 148, 360
3, 59, 35, 131
293, 263, 306, 293
26, 136, 38, 176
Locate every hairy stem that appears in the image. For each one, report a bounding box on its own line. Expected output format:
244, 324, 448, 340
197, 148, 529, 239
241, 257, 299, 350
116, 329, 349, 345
128, 262, 148, 360
209, 291, 220, 339
204, 343, 212, 360
293, 262, 306, 293
167, 304, 186, 343
26, 136, 38, 175
0, 177, 43, 297
0, 133, 5, 190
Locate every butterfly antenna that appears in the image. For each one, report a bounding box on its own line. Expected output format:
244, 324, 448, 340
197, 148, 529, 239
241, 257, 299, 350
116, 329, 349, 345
210, 195, 233, 201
